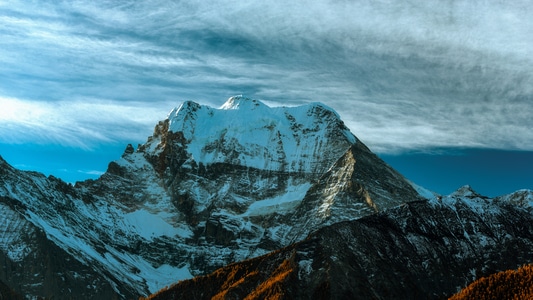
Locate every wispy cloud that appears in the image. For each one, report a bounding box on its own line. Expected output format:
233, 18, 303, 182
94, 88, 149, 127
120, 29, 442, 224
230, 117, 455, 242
77, 169, 105, 176
0, 96, 171, 148
0, 0, 532, 153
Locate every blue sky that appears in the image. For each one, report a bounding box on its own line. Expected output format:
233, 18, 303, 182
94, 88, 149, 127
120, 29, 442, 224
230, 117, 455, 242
0, 0, 532, 197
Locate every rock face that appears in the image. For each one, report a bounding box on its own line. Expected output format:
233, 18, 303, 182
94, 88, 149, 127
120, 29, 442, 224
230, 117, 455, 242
147, 190, 533, 299
0, 96, 423, 298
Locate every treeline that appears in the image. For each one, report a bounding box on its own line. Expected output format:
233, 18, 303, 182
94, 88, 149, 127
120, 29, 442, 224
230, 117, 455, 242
140, 249, 297, 300
450, 264, 533, 300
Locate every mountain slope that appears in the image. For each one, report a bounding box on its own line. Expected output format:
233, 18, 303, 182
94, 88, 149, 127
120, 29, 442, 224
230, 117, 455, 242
145, 188, 533, 299
0, 96, 423, 298
0, 157, 131, 299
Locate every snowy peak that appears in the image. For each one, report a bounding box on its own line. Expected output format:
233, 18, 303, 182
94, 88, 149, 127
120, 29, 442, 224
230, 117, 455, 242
219, 95, 266, 110
169, 100, 204, 117
450, 185, 485, 199
159, 96, 357, 175
496, 189, 533, 207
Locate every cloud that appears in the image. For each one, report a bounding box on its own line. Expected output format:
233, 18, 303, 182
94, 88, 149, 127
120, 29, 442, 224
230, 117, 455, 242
0, 96, 172, 148
77, 169, 105, 176
0, 0, 532, 154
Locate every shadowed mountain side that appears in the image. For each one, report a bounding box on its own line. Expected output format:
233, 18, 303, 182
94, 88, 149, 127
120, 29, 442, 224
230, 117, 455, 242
0, 279, 23, 300
145, 198, 533, 300
287, 141, 421, 240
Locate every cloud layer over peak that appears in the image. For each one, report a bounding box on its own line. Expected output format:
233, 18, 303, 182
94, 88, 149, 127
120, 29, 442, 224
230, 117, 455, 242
1, 0, 532, 153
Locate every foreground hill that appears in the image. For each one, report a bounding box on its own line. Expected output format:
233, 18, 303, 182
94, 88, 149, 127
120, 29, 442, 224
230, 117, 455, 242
145, 188, 533, 299
450, 264, 533, 300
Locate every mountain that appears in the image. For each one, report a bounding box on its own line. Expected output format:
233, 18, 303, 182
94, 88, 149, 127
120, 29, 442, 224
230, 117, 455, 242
145, 187, 533, 299
2, 96, 532, 299
0, 96, 423, 298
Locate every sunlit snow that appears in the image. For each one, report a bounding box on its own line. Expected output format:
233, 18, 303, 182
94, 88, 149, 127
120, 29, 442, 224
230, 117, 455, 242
167, 96, 356, 174
124, 210, 193, 240
242, 182, 311, 216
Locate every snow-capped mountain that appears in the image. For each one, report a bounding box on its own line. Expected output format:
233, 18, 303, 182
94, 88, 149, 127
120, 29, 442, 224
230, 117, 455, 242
0, 96, 531, 299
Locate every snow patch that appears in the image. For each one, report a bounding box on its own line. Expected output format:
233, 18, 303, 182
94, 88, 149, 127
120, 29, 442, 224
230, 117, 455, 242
143, 264, 192, 294
242, 183, 311, 216
298, 259, 313, 279
124, 209, 193, 240
409, 181, 438, 201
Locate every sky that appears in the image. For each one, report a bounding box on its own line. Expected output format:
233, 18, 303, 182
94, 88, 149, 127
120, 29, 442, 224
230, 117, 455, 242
0, 0, 532, 197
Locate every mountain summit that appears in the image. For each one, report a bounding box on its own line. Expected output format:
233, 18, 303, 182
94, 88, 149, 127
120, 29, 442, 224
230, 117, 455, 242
157, 95, 356, 174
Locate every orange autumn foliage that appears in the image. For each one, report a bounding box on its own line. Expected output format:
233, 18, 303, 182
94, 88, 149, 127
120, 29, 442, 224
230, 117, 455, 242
450, 264, 533, 300
243, 257, 295, 300
140, 249, 297, 300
